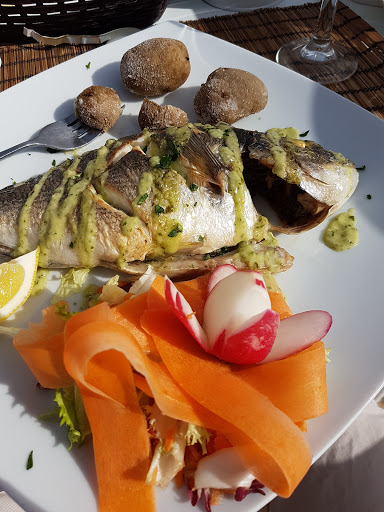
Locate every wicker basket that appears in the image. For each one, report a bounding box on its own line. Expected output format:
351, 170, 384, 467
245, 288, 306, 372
0, 0, 169, 44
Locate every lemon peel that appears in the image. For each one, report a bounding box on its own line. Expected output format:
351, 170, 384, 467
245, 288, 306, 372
0, 248, 40, 322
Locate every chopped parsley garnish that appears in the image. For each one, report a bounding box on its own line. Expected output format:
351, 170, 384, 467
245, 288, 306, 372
69, 241, 74, 248
198, 235, 204, 242
156, 154, 173, 169
26, 450, 33, 470
86, 62, 91, 69
367, 194, 372, 199
299, 130, 309, 137
356, 165, 366, 171
189, 183, 199, 192
215, 246, 229, 256
154, 205, 164, 215
166, 138, 180, 160
168, 223, 183, 237
52, 159, 56, 167
10, 177, 16, 185
193, 201, 197, 207
223, 128, 232, 136
137, 193, 148, 205
203, 246, 230, 260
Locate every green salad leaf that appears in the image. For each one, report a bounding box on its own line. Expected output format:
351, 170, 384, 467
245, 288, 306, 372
40, 386, 91, 449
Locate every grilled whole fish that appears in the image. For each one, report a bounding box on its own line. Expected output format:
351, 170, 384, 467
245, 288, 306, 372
0, 124, 294, 279
236, 127, 359, 233
0, 123, 357, 278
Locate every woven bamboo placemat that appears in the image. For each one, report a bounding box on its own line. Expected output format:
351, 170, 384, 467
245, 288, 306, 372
0, 2, 383, 119
184, 2, 384, 119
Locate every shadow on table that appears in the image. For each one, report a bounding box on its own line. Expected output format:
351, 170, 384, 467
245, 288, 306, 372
268, 402, 384, 512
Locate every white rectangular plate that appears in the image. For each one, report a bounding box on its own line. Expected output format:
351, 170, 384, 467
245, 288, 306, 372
0, 20, 383, 512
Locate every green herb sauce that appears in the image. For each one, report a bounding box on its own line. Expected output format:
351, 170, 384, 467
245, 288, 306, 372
323, 208, 359, 251
39, 145, 109, 267
12, 165, 59, 257
265, 128, 299, 180
238, 241, 284, 273
219, 126, 249, 244
31, 269, 49, 296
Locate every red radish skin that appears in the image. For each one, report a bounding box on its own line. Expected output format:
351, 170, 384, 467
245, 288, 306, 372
212, 308, 280, 364
164, 277, 208, 349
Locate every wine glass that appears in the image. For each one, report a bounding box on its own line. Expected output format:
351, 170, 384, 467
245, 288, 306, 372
276, 0, 358, 84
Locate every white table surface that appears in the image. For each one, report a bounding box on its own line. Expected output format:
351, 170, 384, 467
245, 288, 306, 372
162, 0, 384, 36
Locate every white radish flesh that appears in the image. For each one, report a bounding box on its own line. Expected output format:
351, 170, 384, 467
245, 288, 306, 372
194, 447, 255, 490
203, 271, 271, 345
261, 310, 332, 364
206, 264, 237, 294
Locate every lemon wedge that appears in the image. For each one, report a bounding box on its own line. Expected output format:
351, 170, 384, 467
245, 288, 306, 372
0, 248, 40, 322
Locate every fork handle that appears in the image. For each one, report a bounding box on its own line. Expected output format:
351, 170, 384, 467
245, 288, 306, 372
0, 140, 44, 160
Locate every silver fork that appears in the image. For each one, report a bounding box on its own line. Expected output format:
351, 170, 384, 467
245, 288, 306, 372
0, 113, 101, 160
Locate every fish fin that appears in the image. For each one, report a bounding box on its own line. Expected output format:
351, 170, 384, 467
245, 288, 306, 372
180, 131, 228, 195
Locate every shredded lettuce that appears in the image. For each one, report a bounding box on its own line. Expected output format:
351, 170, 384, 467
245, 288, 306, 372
145, 403, 188, 487
129, 266, 157, 298
185, 424, 210, 455
40, 386, 90, 448
325, 347, 332, 363
97, 275, 127, 306
51, 268, 90, 304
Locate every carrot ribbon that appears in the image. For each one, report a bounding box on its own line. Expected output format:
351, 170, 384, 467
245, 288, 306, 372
13, 301, 72, 388
63, 309, 155, 512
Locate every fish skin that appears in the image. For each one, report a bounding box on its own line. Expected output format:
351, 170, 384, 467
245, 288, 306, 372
94, 148, 152, 216
0, 180, 36, 255
235, 128, 359, 233
0, 160, 72, 255
100, 241, 294, 281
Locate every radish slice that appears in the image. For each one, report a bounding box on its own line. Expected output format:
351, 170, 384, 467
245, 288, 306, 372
164, 277, 208, 349
207, 264, 238, 294
261, 310, 333, 364
212, 308, 280, 364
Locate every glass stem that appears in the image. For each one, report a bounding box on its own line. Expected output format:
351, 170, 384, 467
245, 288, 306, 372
308, 0, 338, 50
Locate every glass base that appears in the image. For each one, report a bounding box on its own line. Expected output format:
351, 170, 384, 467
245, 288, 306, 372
276, 38, 358, 84
203, 0, 283, 11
